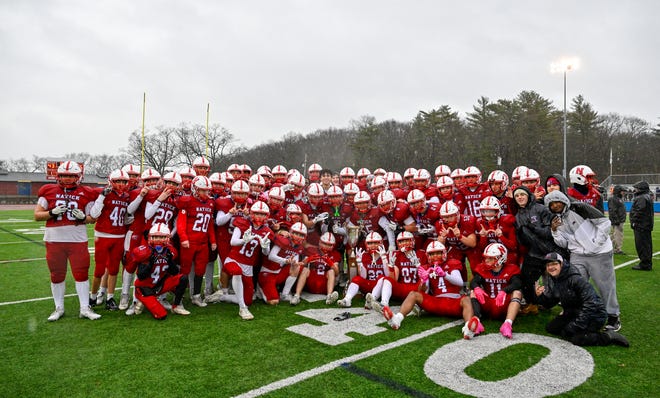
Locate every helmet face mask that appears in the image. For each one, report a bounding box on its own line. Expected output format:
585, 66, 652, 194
441, 214, 458, 227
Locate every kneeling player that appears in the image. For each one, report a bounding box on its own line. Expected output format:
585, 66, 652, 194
337, 232, 389, 307
381, 241, 479, 339
470, 243, 523, 338
132, 224, 190, 319
291, 232, 341, 305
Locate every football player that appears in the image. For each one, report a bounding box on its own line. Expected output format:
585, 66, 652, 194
176, 175, 217, 307
337, 232, 390, 308
89, 169, 130, 311
475, 196, 518, 266
291, 232, 341, 305
258, 222, 306, 305
132, 223, 190, 318
568, 164, 604, 212
35, 160, 101, 321
380, 241, 478, 339
470, 243, 523, 339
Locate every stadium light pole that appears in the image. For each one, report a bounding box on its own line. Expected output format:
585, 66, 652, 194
551, 58, 579, 179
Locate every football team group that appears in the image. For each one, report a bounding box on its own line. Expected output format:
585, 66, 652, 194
34, 158, 634, 348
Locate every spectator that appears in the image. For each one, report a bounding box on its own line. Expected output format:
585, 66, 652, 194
607, 185, 627, 255
513, 186, 566, 314
535, 253, 629, 347
630, 181, 654, 271
545, 190, 622, 331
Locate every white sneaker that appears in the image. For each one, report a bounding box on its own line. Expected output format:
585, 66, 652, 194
159, 298, 172, 311
47, 307, 65, 322
95, 292, 106, 306
364, 293, 374, 310
119, 294, 130, 310
79, 306, 101, 320
172, 304, 190, 315
325, 291, 339, 305
280, 293, 292, 302
204, 290, 224, 304
337, 298, 351, 308
191, 294, 207, 307
239, 307, 254, 320
134, 301, 144, 315
290, 295, 301, 306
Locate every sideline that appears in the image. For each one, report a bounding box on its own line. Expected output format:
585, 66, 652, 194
234, 320, 463, 398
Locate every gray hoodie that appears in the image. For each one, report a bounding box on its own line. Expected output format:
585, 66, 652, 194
544, 190, 613, 255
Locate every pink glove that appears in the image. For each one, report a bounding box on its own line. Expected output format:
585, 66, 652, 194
495, 290, 507, 307
417, 266, 430, 284
434, 265, 445, 278
473, 287, 486, 304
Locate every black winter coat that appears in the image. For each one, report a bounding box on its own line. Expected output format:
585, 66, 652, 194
536, 260, 607, 333
607, 186, 626, 226
631, 181, 654, 231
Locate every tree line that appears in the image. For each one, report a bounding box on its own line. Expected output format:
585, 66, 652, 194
2, 90, 658, 180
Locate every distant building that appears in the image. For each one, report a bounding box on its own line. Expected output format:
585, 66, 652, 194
0, 171, 106, 204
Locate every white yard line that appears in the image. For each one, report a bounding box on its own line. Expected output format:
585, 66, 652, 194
233, 320, 463, 398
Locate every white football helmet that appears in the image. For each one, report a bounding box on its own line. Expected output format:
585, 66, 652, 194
483, 243, 508, 268
569, 165, 595, 185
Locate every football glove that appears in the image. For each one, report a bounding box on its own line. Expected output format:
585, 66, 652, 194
124, 213, 135, 225
312, 212, 329, 224
354, 247, 365, 259
417, 266, 430, 283
70, 208, 86, 221
386, 221, 398, 232
434, 265, 445, 278
242, 229, 254, 244
417, 226, 435, 235
495, 291, 507, 307
49, 204, 68, 217
473, 287, 486, 304
281, 183, 294, 192
102, 185, 113, 196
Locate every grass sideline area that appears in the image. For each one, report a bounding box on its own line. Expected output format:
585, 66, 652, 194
0, 209, 658, 397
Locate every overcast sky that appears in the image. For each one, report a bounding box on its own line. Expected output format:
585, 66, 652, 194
1, 1, 658, 161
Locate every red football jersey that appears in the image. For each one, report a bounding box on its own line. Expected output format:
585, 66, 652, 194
567, 186, 602, 208
426, 258, 464, 296
458, 183, 493, 218
176, 195, 216, 245
472, 262, 521, 298
94, 190, 130, 236
391, 249, 427, 285
228, 218, 274, 265
37, 183, 98, 242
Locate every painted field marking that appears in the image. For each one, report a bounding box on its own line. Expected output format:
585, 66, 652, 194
234, 320, 463, 398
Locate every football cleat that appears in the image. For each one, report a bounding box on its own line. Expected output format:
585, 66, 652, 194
337, 298, 351, 308
118, 294, 130, 310
134, 301, 144, 315
172, 304, 190, 316
191, 295, 207, 307
79, 306, 101, 320
408, 304, 422, 318
239, 307, 254, 320
364, 293, 374, 310
158, 297, 172, 311
463, 316, 480, 339
382, 307, 402, 330
105, 297, 119, 311
204, 290, 224, 304
371, 300, 383, 314
47, 307, 65, 322
279, 293, 292, 302
95, 292, 106, 306
290, 295, 301, 306
325, 291, 339, 305
500, 321, 513, 339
